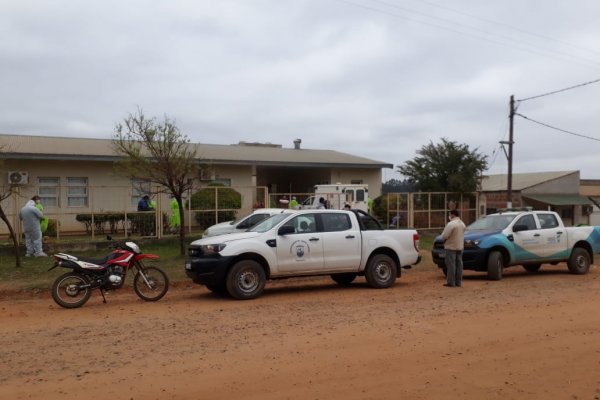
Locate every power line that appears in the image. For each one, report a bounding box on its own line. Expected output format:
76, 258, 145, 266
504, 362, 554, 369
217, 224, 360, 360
486, 112, 509, 170
411, 0, 600, 58
334, 0, 600, 69
369, 0, 600, 66
518, 77, 600, 102
515, 113, 600, 142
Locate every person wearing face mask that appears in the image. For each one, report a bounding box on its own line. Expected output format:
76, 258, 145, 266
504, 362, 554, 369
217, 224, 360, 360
441, 209, 466, 287
19, 195, 47, 257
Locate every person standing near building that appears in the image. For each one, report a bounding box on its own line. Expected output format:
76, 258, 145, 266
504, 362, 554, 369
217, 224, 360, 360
137, 194, 152, 211
441, 209, 466, 287
317, 197, 327, 209
20, 195, 47, 257
170, 196, 181, 233
289, 196, 299, 210
137, 194, 155, 236
279, 195, 289, 208
34, 199, 48, 234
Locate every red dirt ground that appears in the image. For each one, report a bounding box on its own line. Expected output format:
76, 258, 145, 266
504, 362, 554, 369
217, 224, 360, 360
1, 264, 599, 400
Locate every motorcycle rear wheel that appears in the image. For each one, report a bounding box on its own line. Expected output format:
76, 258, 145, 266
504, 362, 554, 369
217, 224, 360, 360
133, 266, 169, 301
52, 272, 92, 309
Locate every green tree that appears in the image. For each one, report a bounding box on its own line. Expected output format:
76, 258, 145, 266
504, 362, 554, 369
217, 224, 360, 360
398, 138, 487, 193
113, 108, 199, 255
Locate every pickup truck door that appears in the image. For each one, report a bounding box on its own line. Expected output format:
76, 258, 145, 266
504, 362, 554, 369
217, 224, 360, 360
536, 213, 568, 259
276, 214, 324, 273
318, 212, 361, 271
510, 214, 545, 262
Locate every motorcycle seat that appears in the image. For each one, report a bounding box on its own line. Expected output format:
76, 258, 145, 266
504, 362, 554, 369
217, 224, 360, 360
77, 255, 111, 266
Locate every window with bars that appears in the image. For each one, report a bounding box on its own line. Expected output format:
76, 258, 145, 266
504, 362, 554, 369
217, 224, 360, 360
67, 177, 88, 207
38, 177, 60, 207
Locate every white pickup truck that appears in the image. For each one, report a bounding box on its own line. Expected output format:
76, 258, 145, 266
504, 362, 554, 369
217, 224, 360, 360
185, 209, 421, 299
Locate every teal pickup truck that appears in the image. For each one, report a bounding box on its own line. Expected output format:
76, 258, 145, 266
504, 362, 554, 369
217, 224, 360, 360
432, 210, 600, 280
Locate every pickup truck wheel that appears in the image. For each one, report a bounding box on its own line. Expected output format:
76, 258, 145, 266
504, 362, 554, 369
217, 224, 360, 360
226, 260, 266, 300
487, 251, 503, 281
523, 264, 541, 273
331, 273, 357, 285
441, 267, 448, 277
365, 254, 397, 289
568, 248, 591, 275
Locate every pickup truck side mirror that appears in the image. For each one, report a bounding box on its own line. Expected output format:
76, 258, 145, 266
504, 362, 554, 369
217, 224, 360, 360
513, 224, 529, 232
278, 225, 295, 236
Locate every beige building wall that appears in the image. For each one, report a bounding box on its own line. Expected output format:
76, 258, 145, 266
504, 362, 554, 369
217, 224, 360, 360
329, 168, 383, 198
1, 160, 386, 236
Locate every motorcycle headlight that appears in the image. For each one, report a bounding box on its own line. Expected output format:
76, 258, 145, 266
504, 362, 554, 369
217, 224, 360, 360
200, 243, 226, 255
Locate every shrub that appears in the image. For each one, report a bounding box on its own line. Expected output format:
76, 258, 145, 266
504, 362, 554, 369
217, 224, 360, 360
46, 219, 58, 236
372, 193, 407, 221
191, 184, 242, 228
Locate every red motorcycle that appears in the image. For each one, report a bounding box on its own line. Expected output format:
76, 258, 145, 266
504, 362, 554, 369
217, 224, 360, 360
49, 239, 169, 308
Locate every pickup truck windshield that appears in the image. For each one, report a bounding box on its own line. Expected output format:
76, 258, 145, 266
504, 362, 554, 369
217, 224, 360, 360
467, 214, 517, 231
248, 213, 291, 233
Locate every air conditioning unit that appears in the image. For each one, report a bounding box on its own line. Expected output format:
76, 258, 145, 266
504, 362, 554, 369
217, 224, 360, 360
8, 171, 29, 185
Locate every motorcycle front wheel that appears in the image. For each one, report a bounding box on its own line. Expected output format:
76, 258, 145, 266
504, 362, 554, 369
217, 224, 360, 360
133, 266, 169, 301
52, 272, 92, 308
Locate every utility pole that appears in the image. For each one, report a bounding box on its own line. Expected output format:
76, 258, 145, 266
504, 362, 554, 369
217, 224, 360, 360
500, 95, 515, 208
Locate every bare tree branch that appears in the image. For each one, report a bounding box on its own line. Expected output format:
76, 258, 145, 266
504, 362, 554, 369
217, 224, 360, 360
112, 108, 200, 255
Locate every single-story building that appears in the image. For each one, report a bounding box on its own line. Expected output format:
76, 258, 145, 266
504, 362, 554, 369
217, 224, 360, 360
480, 170, 592, 226
0, 134, 392, 234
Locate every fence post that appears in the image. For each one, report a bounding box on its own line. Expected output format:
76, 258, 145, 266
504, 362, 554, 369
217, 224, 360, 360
214, 187, 219, 224
13, 186, 21, 246
188, 186, 192, 235
156, 190, 162, 239
408, 193, 413, 228
91, 186, 95, 241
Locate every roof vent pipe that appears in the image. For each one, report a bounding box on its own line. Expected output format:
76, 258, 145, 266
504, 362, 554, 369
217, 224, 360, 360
293, 139, 302, 149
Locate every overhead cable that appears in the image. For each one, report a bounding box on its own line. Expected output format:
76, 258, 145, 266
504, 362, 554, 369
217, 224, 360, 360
412, 0, 600, 57
518, 77, 600, 102
515, 113, 600, 142
335, 0, 600, 69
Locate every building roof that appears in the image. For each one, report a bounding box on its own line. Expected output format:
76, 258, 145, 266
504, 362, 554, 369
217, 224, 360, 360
481, 171, 578, 191
522, 193, 592, 206
0, 134, 392, 169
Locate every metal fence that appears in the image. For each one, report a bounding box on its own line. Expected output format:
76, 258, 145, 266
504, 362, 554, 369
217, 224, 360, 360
0, 184, 268, 242
1, 184, 479, 243
379, 192, 479, 231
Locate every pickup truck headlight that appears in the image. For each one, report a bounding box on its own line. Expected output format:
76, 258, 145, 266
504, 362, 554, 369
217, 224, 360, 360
464, 239, 481, 248
199, 243, 226, 255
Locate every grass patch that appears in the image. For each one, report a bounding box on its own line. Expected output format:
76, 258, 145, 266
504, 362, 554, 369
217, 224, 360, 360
0, 232, 438, 292
0, 236, 199, 291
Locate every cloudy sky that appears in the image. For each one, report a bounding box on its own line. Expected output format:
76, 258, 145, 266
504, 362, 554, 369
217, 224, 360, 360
2, 0, 600, 180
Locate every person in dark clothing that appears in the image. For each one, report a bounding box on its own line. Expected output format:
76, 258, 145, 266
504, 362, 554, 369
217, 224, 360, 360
136, 195, 155, 235
137, 195, 152, 211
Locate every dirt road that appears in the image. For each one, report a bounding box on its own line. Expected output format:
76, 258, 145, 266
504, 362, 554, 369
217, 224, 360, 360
1, 264, 599, 400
